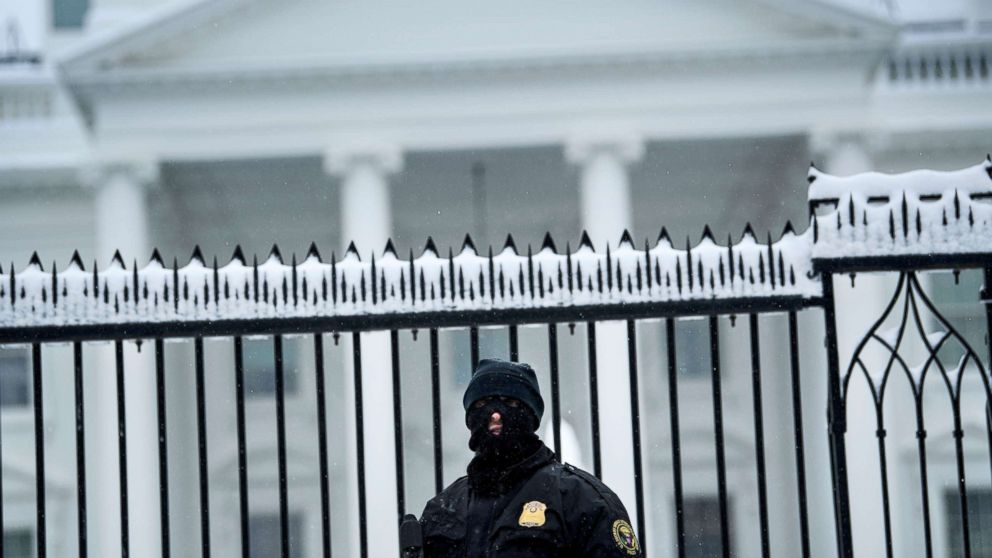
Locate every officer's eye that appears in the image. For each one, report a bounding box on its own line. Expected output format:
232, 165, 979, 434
473, 398, 491, 409
501, 397, 520, 408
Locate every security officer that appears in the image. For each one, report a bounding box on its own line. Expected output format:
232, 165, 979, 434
419, 358, 642, 557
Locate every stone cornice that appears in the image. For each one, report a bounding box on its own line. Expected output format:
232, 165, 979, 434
63, 37, 892, 96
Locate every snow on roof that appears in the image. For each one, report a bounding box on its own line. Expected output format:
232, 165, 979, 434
808, 157, 992, 201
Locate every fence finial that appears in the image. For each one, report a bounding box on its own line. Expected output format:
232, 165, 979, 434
461, 234, 477, 254
267, 244, 283, 263
618, 229, 634, 249
382, 239, 397, 258
781, 220, 795, 237
575, 231, 593, 251
229, 246, 245, 265
307, 242, 322, 261
502, 234, 517, 254
541, 232, 557, 253
742, 222, 756, 240
656, 227, 671, 246
345, 241, 360, 261
701, 224, 715, 242
70, 250, 86, 270
111, 250, 125, 268
423, 237, 439, 256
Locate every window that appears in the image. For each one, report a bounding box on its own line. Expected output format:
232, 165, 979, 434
945, 488, 992, 558
682, 496, 732, 558
0, 349, 30, 408
243, 339, 298, 398
52, 0, 89, 29
3, 528, 33, 557
675, 319, 710, 378
249, 511, 304, 558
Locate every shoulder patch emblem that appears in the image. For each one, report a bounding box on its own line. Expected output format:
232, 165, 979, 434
518, 501, 547, 527
611, 519, 640, 555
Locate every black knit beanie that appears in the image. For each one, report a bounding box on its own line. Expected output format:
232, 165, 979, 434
463, 358, 544, 426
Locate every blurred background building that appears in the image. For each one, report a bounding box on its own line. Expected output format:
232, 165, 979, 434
0, 0, 990, 557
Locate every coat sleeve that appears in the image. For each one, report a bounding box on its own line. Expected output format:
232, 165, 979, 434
563, 468, 643, 557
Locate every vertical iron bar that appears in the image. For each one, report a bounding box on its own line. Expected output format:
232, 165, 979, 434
508, 325, 519, 362
194, 337, 210, 558
952, 409, 970, 558
313, 334, 333, 558
469, 326, 480, 370
874, 407, 894, 558
429, 329, 443, 494
547, 324, 562, 460
353, 332, 369, 558
787, 312, 812, 558
708, 316, 730, 558
913, 402, 934, 558
0, 346, 3, 558
233, 337, 250, 558
274, 336, 290, 558
155, 339, 170, 558
74, 342, 88, 558
822, 273, 854, 558
586, 322, 602, 479
626, 320, 646, 554
666, 320, 685, 558
748, 314, 771, 558
33, 343, 47, 558
115, 340, 129, 558
390, 330, 407, 519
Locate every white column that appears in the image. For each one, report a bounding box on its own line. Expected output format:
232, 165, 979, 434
566, 135, 645, 533
85, 161, 159, 558
325, 145, 402, 558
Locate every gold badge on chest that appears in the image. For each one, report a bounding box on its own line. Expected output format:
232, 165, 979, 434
517, 501, 547, 527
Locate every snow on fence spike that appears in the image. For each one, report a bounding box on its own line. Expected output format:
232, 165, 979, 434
5, 160, 990, 328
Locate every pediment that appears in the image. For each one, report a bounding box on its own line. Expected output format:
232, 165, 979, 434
63, 0, 894, 79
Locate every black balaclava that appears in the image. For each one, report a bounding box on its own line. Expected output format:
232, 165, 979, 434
466, 398, 543, 495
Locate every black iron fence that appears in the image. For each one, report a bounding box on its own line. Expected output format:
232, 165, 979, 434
0, 159, 990, 558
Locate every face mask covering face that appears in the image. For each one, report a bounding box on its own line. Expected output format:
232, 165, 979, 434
466, 399, 539, 464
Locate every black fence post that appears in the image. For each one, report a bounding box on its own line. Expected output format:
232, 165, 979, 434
821, 272, 854, 558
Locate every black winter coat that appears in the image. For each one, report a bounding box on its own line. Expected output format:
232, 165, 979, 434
420, 445, 641, 557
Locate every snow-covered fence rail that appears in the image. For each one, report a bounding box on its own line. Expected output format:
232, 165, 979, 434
0, 227, 819, 332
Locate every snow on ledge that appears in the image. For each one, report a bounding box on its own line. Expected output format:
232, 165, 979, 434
808, 157, 992, 201
0, 229, 818, 328
810, 159, 992, 259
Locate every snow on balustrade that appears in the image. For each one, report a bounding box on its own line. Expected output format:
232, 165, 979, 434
810, 157, 992, 259
0, 227, 817, 327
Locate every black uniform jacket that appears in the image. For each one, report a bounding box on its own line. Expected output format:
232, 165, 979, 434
420, 445, 641, 557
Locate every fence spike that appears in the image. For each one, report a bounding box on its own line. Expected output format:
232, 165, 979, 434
742, 222, 756, 240
685, 236, 694, 291
954, 189, 961, 220
462, 234, 477, 254
10, 262, 16, 307
848, 196, 855, 227
360, 270, 367, 302
225, 245, 243, 265
807, 161, 818, 184
538, 265, 545, 298
557, 261, 564, 291
758, 252, 766, 284
578, 230, 594, 251
111, 250, 125, 268
94, 260, 101, 301
605, 245, 613, 292
889, 209, 896, 240
503, 234, 518, 254
766, 232, 776, 288
901, 192, 909, 239
566, 243, 574, 293
643, 239, 652, 289
969, 206, 975, 228
399, 264, 407, 301
346, 241, 360, 261
943, 208, 948, 226
51, 261, 58, 306
915, 208, 922, 236
813, 215, 819, 243
383, 239, 397, 258
726, 234, 734, 288
409, 248, 416, 302
635, 260, 642, 293
527, 245, 535, 298
134, 259, 141, 305
424, 236, 439, 256
675, 257, 683, 294
862, 209, 868, 227
480, 267, 487, 299
190, 245, 204, 265
781, 220, 795, 237
718, 251, 725, 287
778, 251, 785, 286
448, 248, 456, 301
70, 250, 85, 270
657, 226, 671, 246
618, 229, 634, 249
307, 241, 322, 261
172, 258, 180, 311
292, 253, 299, 306
212, 256, 220, 305
27, 251, 43, 270
701, 224, 714, 242
489, 246, 496, 301
836, 211, 841, 231
541, 232, 557, 253
330, 252, 337, 304
596, 261, 603, 294
420, 268, 426, 302
252, 255, 259, 304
